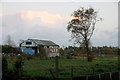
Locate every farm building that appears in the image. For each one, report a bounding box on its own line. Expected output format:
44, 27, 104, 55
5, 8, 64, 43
19, 39, 59, 57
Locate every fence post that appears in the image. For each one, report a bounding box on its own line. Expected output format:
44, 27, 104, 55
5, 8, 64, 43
71, 66, 73, 79
119, 71, 120, 80
55, 56, 59, 79
92, 67, 95, 75
99, 74, 101, 80
86, 76, 88, 80
110, 72, 111, 80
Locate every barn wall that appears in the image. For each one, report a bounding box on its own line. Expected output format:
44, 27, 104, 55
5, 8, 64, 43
44, 45, 59, 57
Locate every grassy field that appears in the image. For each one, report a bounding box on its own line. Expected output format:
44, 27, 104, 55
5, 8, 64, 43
7, 57, 119, 78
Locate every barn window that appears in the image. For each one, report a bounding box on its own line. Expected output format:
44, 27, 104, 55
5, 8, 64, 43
26, 42, 32, 45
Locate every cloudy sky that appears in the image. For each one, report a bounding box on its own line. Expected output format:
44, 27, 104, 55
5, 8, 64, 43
0, 1, 119, 47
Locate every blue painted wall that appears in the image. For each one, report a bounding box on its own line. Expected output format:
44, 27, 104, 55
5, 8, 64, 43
18, 48, 35, 55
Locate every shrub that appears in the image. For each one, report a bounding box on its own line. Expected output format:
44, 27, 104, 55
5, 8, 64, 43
66, 56, 72, 59
97, 68, 104, 73
2, 57, 8, 75
14, 56, 24, 78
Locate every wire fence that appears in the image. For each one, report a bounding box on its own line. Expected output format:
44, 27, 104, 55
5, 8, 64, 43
5, 56, 120, 80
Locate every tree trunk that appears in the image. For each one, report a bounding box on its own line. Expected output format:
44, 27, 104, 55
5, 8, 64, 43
86, 42, 92, 62
84, 32, 93, 62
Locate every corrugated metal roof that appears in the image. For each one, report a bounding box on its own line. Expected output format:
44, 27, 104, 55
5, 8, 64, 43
28, 39, 59, 46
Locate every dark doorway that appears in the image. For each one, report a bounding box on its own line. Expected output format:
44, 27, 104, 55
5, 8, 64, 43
32, 47, 37, 54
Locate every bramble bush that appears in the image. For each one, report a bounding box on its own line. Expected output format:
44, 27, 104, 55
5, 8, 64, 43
2, 57, 8, 75
14, 56, 24, 78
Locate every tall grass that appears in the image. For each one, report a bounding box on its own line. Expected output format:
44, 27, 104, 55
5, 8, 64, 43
7, 57, 118, 78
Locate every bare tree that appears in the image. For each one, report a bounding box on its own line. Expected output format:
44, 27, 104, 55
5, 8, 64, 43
5, 35, 16, 47
67, 7, 102, 61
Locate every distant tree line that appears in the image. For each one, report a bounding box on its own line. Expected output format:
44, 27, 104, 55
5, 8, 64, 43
1, 45, 21, 54
1, 45, 118, 57
59, 46, 118, 57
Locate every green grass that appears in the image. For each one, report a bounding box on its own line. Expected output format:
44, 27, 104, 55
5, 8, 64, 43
7, 57, 119, 78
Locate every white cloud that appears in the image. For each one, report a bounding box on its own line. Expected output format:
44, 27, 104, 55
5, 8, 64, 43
21, 11, 68, 27
93, 30, 110, 40
1, 10, 118, 47
91, 28, 118, 46
1, 12, 71, 46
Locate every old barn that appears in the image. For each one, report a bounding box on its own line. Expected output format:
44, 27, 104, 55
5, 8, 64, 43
19, 39, 59, 57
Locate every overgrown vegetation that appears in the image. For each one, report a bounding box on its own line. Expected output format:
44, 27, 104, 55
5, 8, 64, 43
6, 57, 118, 78
2, 45, 21, 54
2, 56, 24, 79
14, 56, 24, 78
2, 57, 8, 76
1, 44, 119, 79
60, 46, 118, 57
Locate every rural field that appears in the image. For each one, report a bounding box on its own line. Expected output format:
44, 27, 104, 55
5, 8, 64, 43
1, 1, 119, 80
7, 56, 119, 78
